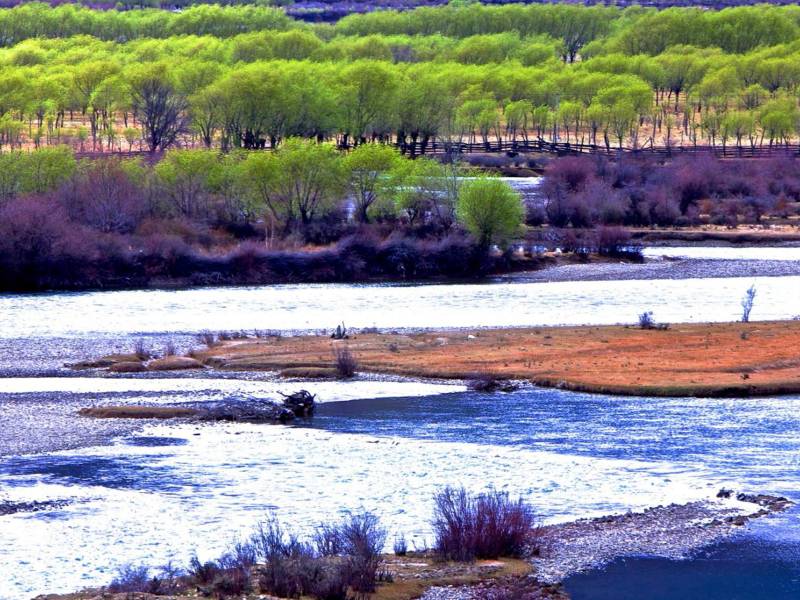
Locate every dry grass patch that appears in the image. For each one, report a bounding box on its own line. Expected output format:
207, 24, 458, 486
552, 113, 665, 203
189, 321, 800, 397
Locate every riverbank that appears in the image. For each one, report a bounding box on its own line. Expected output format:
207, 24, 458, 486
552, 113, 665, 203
28, 492, 792, 600
79, 320, 800, 398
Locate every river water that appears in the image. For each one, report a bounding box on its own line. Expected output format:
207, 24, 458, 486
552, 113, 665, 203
1, 249, 799, 599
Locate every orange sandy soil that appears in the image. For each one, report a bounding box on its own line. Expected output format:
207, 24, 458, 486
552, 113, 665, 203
190, 321, 800, 397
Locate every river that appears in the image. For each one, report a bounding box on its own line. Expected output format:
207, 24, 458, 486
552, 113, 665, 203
1, 248, 799, 599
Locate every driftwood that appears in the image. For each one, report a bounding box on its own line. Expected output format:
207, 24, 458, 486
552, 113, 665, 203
198, 399, 295, 424
279, 390, 316, 417
331, 322, 349, 340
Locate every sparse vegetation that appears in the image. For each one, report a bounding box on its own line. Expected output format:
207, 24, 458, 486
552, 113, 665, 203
333, 345, 358, 379
132, 339, 151, 360
180, 322, 800, 397
432, 487, 537, 562
393, 534, 408, 556
741, 284, 757, 323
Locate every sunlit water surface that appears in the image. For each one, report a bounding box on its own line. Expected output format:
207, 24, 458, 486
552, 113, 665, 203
1, 387, 800, 598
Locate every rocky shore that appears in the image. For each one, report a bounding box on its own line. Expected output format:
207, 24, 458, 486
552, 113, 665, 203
421, 492, 793, 600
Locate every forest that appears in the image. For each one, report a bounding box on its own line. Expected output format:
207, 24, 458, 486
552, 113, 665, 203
1, 4, 800, 152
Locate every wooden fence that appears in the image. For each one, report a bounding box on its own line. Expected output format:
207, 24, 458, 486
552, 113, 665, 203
394, 139, 800, 159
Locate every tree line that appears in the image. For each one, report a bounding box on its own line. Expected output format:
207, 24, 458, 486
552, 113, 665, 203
5, 4, 800, 152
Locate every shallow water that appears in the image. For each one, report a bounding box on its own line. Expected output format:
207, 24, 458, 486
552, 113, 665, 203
1, 275, 798, 342
2, 250, 800, 598
2, 387, 800, 598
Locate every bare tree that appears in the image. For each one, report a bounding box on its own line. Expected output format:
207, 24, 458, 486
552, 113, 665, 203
131, 75, 189, 153
741, 284, 757, 322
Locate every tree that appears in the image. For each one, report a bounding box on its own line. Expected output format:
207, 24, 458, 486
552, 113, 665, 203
239, 139, 346, 235
456, 177, 523, 248
154, 149, 221, 218
338, 61, 398, 145
128, 65, 189, 153
344, 143, 406, 223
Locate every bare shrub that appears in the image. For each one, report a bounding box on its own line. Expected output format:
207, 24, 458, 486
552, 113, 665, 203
163, 340, 177, 356
218, 331, 233, 341
108, 564, 152, 593
638, 311, 656, 330
255, 512, 385, 599
198, 330, 217, 346
432, 487, 536, 562
188, 555, 221, 586
393, 534, 408, 556
333, 345, 357, 379
337, 511, 387, 594
741, 284, 757, 323
133, 339, 151, 360
214, 539, 257, 597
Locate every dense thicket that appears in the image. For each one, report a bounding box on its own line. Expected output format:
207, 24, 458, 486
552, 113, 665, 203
539, 154, 800, 231
0, 143, 534, 290
2, 4, 800, 153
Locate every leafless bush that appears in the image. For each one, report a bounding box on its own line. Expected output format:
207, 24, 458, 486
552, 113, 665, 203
432, 487, 537, 562
638, 311, 656, 329
254, 329, 282, 339
188, 555, 221, 586
133, 339, 151, 360
337, 511, 387, 595
393, 534, 408, 556
254, 512, 385, 599
108, 564, 153, 593
333, 345, 357, 379
163, 340, 177, 356
197, 330, 216, 346
214, 539, 257, 598
638, 311, 669, 330
741, 284, 757, 323
218, 331, 233, 341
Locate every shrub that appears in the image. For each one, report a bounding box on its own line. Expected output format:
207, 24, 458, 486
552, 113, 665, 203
133, 339, 151, 360
254, 512, 384, 600
333, 345, 357, 378
108, 564, 152, 593
741, 284, 757, 323
198, 330, 217, 346
638, 311, 656, 329
188, 555, 221, 586
336, 511, 387, 594
393, 534, 408, 556
432, 487, 536, 562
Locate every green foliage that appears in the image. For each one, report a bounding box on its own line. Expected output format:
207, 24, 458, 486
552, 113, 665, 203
0, 4, 800, 152
0, 146, 76, 202
344, 143, 406, 223
456, 177, 523, 248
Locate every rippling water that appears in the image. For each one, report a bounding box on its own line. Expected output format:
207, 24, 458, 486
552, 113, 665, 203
0, 275, 798, 342
1, 387, 800, 598
1, 249, 800, 599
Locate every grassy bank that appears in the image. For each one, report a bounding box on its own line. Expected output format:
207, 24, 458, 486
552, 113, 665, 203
124, 320, 800, 398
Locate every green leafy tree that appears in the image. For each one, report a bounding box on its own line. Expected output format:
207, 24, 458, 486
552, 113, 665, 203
456, 177, 523, 248
344, 142, 406, 223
